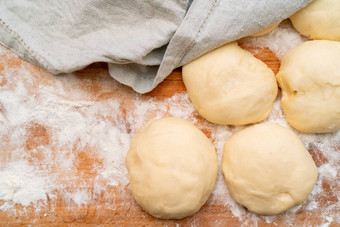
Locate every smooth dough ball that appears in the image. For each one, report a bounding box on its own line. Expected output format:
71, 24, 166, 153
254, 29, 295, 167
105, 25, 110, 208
222, 123, 318, 215
125, 117, 218, 219
290, 0, 340, 41
276, 40, 340, 133
251, 21, 281, 37
182, 42, 277, 125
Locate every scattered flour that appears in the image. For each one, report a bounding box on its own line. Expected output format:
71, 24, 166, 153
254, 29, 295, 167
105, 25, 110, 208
240, 19, 307, 60
0, 20, 339, 226
0, 160, 51, 207
0, 50, 198, 214
67, 189, 93, 207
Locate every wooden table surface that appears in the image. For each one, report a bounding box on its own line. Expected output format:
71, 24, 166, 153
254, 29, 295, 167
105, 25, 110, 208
0, 36, 339, 226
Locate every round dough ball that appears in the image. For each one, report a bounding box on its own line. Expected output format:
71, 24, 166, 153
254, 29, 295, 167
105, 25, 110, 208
222, 123, 318, 215
276, 40, 340, 133
125, 117, 218, 219
182, 42, 277, 126
252, 22, 281, 37
290, 0, 340, 41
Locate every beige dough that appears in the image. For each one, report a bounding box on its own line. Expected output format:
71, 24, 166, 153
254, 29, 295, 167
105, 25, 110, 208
252, 22, 281, 37
222, 123, 318, 215
125, 117, 218, 219
290, 0, 340, 41
182, 42, 277, 125
276, 40, 340, 133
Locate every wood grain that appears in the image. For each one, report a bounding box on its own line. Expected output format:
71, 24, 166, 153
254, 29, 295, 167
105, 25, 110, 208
0, 43, 338, 227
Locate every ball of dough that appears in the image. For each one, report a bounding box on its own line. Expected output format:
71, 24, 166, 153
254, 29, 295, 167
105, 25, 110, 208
290, 0, 340, 41
276, 40, 340, 133
222, 123, 318, 215
251, 22, 281, 37
125, 117, 218, 219
182, 42, 278, 126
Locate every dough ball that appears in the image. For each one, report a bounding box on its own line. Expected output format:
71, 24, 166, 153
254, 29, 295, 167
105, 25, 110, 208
290, 0, 340, 41
276, 40, 340, 133
251, 22, 281, 37
182, 42, 277, 125
222, 123, 318, 215
125, 117, 218, 219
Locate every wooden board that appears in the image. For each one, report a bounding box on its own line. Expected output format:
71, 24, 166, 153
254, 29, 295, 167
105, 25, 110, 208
0, 40, 339, 226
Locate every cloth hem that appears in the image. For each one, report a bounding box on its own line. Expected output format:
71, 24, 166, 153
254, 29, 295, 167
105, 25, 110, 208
0, 18, 51, 72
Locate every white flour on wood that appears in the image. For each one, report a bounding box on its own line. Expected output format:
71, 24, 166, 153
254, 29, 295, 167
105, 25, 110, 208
0, 21, 339, 225
240, 19, 307, 60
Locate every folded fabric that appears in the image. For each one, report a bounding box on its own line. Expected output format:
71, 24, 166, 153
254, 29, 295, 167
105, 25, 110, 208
0, 0, 312, 93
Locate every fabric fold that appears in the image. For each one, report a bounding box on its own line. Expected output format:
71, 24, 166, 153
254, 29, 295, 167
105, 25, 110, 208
0, 0, 312, 93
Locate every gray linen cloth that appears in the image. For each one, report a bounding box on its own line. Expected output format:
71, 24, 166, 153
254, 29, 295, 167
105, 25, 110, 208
0, 0, 312, 93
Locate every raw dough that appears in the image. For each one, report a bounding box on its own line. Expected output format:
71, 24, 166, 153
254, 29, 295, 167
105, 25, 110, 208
182, 42, 277, 125
222, 123, 318, 215
252, 22, 281, 37
125, 117, 218, 219
276, 40, 340, 133
290, 0, 340, 41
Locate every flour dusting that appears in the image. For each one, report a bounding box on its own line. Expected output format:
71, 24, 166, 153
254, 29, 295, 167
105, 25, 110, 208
0, 160, 51, 207
240, 19, 308, 59
67, 189, 92, 206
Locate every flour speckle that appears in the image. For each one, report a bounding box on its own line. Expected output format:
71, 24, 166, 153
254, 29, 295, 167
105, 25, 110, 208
240, 19, 307, 60
68, 189, 92, 206
0, 160, 51, 207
